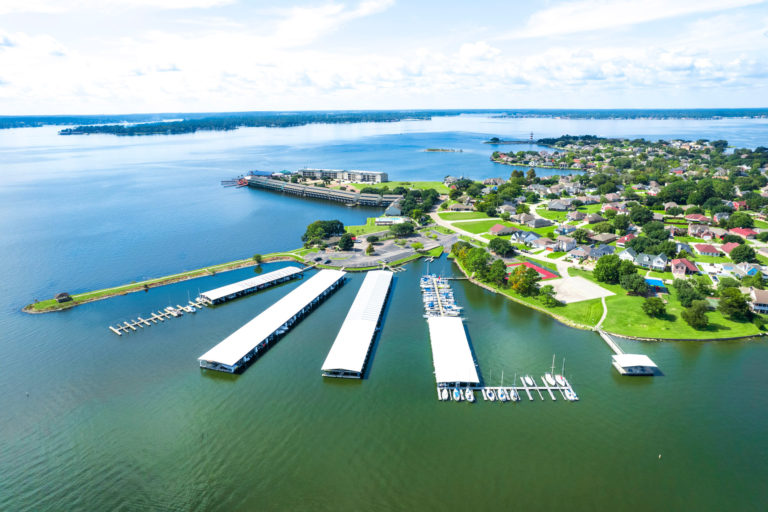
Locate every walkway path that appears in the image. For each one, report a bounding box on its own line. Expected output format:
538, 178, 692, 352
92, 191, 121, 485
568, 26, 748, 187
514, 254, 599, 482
596, 296, 608, 330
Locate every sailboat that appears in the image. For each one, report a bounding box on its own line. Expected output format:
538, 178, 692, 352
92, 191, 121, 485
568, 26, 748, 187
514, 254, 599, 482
465, 388, 475, 403
440, 388, 449, 401
544, 354, 556, 387
452, 388, 462, 401
497, 370, 509, 401
555, 357, 567, 387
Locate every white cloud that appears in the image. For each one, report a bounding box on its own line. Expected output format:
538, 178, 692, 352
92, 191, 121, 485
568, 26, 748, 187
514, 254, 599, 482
0, 0, 234, 15
502, 0, 767, 39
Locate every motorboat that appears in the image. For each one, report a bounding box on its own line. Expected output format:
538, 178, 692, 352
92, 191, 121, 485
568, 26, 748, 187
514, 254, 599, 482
486, 389, 496, 401
465, 389, 475, 402
523, 375, 534, 387
440, 388, 449, 401
564, 389, 579, 401
544, 373, 556, 387
452, 388, 462, 401
555, 374, 567, 387
497, 388, 509, 402
510, 389, 520, 401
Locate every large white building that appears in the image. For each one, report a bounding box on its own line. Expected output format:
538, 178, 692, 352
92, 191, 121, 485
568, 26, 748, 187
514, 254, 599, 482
296, 168, 388, 183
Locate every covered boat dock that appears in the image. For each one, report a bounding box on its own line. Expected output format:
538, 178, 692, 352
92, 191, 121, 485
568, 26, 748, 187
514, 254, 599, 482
426, 316, 480, 387
198, 269, 346, 373
612, 354, 658, 376
322, 270, 393, 378
199, 266, 303, 304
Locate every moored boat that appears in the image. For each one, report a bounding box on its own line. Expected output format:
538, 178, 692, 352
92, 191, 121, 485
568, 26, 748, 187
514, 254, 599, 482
452, 388, 462, 401
486, 389, 496, 401
544, 373, 556, 386
555, 374, 566, 387
440, 388, 449, 401
524, 375, 534, 387
497, 388, 509, 402
465, 388, 474, 402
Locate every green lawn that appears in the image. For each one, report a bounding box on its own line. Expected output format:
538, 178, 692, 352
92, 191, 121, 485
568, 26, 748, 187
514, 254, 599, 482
546, 251, 566, 259
690, 254, 729, 264
568, 269, 762, 339
345, 217, 389, 236
646, 270, 675, 280
438, 211, 490, 221
364, 181, 450, 194
431, 225, 456, 235
578, 203, 603, 214
452, 219, 513, 234
535, 208, 568, 222
753, 219, 768, 229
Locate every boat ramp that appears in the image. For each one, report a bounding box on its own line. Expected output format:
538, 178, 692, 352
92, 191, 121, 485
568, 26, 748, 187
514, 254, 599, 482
198, 269, 346, 373
321, 270, 393, 378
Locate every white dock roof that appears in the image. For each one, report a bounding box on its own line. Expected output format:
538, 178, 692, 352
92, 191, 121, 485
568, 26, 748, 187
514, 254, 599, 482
322, 271, 393, 375
612, 354, 658, 368
427, 316, 480, 385
199, 269, 346, 368
200, 266, 303, 302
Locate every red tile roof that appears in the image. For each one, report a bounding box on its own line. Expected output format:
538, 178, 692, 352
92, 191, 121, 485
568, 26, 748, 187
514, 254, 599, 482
729, 228, 757, 237
694, 244, 719, 254
671, 258, 698, 273
721, 242, 741, 254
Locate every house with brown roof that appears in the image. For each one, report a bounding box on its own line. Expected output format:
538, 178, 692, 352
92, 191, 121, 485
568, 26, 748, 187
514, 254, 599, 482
590, 232, 618, 244
694, 244, 720, 257
685, 213, 710, 224
671, 258, 698, 278
749, 288, 768, 314
585, 213, 605, 224
729, 228, 757, 239
721, 242, 741, 255
568, 210, 586, 221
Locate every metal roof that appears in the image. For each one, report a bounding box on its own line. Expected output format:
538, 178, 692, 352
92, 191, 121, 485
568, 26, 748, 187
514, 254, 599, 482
200, 266, 303, 302
321, 271, 393, 375
427, 316, 480, 385
199, 269, 346, 368
612, 354, 658, 368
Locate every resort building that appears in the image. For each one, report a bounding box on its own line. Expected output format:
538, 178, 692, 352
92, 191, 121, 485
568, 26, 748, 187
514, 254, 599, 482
296, 168, 388, 183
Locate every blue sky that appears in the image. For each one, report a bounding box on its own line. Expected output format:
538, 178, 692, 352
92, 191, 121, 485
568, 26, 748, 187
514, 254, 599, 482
0, 0, 767, 114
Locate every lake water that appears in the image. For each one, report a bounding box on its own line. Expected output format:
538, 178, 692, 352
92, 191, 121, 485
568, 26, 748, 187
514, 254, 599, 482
1, 115, 768, 510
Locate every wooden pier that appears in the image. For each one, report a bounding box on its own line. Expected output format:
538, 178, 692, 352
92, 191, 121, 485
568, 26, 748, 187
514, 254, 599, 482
107, 299, 209, 336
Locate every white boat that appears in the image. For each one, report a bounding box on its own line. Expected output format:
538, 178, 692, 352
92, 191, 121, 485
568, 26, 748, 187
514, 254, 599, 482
510, 388, 520, 401
564, 389, 579, 401
524, 375, 534, 387
452, 388, 462, 401
486, 389, 496, 401
497, 388, 509, 402
555, 374, 567, 387
440, 388, 449, 401
465, 389, 475, 402
544, 373, 556, 387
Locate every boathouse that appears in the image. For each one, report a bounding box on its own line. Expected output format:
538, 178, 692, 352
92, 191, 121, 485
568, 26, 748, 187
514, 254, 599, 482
199, 266, 303, 304
322, 270, 393, 378
427, 316, 480, 387
198, 269, 346, 373
611, 354, 658, 376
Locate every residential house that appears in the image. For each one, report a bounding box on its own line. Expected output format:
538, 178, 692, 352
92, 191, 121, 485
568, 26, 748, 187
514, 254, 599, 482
688, 224, 713, 240
663, 201, 679, 211
511, 213, 535, 224
650, 253, 669, 271
665, 224, 686, 237
616, 233, 636, 247
685, 213, 710, 224
554, 224, 577, 235
604, 192, 621, 202
585, 213, 605, 224
590, 245, 615, 259
483, 177, 505, 186
548, 200, 570, 211
531, 237, 555, 250
671, 258, 698, 278
729, 227, 757, 239
555, 236, 577, 252
590, 232, 618, 244
710, 227, 728, 240
489, 224, 517, 236
721, 242, 741, 255
618, 248, 638, 262
568, 210, 586, 222
713, 212, 730, 223
635, 253, 653, 268
510, 231, 540, 245
498, 204, 516, 214
749, 288, 768, 314
527, 218, 553, 229
675, 242, 693, 255
448, 203, 473, 211
694, 244, 720, 257
568, 245, 591, 260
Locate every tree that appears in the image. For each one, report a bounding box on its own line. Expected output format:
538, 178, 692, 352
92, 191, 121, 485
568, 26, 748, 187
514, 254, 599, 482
465, 247, 490, 279
365, 243, 374, 256
630, 205, 653, 225
673, 278, 703, 307
681, 300, 710, 329
366, 235, 379, 243
389, 222, 415, 237
620, 273, 649, 295
612, 214, 630, 233
538, 285, 561, 307
516, 203, 530, 214
571, 228, 590, 244
488, 237, 514, 257
721, 234, 745, 245
508, 265, 541, 296
302, 219, 345, 242
642, 297, 666, 317
486, 259, 507, 286
592, 221, 614, 234
526, 168, 537, 181
593, 254, 621, 284
619, 259, 636, 276
666, 206, 683, 216
252, 254, 263, 265
718, 287, 750, 320
727, 211, 754, 229
730, 244, 756, 263
338, 233, 354, 251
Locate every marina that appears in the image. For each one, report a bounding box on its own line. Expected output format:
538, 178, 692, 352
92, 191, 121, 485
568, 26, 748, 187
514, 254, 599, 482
598, 330, 659, 376
198, 269, 346, 373
198, 266, 304, 304
321, 270, 393, 378
437, 375, 579, 403
107, 300, 207, 335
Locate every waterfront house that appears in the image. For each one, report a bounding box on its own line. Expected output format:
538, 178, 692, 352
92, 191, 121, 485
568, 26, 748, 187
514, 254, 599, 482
749, 288, 768, 314
489, 224, 517, 236
671, 258, 698, 278
651, 253, 669, 271
384, 199, 403, 216
694, 244, 720, 257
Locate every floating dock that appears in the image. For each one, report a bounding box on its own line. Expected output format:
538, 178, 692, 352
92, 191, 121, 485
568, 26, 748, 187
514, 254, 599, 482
108, 301, 208, 336
198, 269, 346, 373
199, 266, 303, 305
437, 375, 579, 403
321, 271, 393, 378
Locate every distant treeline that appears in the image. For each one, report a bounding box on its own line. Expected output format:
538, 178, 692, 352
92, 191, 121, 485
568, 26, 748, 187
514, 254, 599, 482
0, 114, 174, 129
498, 108, 768, 120
58, 111, 444, 136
